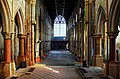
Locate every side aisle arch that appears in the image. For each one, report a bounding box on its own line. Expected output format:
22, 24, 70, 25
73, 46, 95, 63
96, 6, 106, 34
108, 0, 120, 77
109, 0, 120, 32
14, 8, 26, 69
14, 8, 25, 34
0, 0, 11, 33
93, 6, 106, 67
0, 0, 13, 77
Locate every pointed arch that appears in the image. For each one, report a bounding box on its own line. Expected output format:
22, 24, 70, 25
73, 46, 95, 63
96, 6, 106, 34
0, 0, 11, 33
19, 8, 25, 33
109, 0, 120, 32
14, 9, 24, 34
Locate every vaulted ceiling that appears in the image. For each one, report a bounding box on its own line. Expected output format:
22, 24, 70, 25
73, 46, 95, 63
44, 0, 77, 24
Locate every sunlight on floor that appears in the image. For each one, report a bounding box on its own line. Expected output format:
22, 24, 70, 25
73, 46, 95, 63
34, 64, 60, 74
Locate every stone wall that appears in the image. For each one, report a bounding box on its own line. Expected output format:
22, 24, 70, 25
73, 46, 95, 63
7, 0, 25, 18
95, 0, 113, 17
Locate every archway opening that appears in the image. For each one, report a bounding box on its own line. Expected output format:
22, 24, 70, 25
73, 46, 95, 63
109, 0, 120, 62
97, 6, 106, 62
14, 12, 20, 69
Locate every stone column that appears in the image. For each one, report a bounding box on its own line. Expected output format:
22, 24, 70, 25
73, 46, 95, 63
40, 22, 43, 59
35, 14, 40, 62
77, 23, 81, 60
86, 0, 92, 66
31, 0, 36, 65
11, 0, 16, 75
70, 30, 72, 52
94, 34, 103, 67
18, 34, 26, 62
3, 33, 12, 77
85, 0, 89, 61
80, 0, 85, 61
11, 33, 16, 75
74, 22, 77, 56
89, 1, 93, 65
107, 32, 118, 61
26, 0, 32, 66
107, 32, 119, 77
26, 33, 31, 66
31, 25, 35, 65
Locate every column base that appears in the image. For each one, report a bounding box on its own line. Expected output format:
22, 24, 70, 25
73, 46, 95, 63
25, 55, 29, 67
29, 60, 32, 66
17, 56, 25, 61
3, 62, 11, 77
29, 61, 35, 66
11, 61, 16, 75
93, 55, 103, 67
0, 62, 4, 78
35, 57, 41, 63
109, 61, 120, 78
17, 56, 26, 68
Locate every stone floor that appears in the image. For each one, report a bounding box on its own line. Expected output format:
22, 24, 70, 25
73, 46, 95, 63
42, 50, 77, 66
6, 50, 83, 79
14, 65, 82, 79
6, 50, 113, 79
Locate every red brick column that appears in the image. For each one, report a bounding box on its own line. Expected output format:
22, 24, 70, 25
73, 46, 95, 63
25, 33, 31, 66
94, 34, 103, 67
3, 33, 12, 77
17, 34, 26, 67
18, 34, 26, 61
4, 33, 12, 63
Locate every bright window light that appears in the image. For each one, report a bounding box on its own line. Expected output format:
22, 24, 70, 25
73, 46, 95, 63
54, 15, 66, 37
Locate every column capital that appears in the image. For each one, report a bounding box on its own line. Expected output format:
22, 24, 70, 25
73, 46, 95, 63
31, 0, 36, 5
89, 0, 92, 4
32, 20, 36, 25
2, 32, 12, 39
107, 31, 119, 39
94, 34, 102, 38
18, 34, 26, 39
85, 0, 89, 5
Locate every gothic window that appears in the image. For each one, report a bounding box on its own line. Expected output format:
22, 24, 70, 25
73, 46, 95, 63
54, 15, 66, 37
